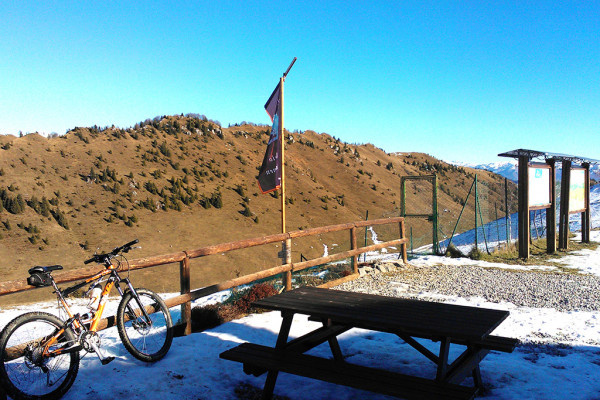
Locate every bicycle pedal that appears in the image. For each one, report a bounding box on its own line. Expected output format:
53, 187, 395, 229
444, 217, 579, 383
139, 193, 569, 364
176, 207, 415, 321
100, 356, 115, 365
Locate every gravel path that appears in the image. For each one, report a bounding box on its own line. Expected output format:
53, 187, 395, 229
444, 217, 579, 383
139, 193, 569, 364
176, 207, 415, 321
335, 264, 600, 312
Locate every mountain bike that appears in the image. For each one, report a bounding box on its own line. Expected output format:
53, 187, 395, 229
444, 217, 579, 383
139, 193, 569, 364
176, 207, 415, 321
0, 239, 173, 400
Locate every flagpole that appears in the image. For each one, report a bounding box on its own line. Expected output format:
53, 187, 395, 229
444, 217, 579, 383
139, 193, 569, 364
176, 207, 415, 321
279, 57, 296, 236
280, 75, 286, 236
280, 57, 296, 290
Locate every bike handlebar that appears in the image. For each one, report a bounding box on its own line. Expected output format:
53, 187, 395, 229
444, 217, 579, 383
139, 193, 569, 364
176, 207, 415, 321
84, 239, 139, 265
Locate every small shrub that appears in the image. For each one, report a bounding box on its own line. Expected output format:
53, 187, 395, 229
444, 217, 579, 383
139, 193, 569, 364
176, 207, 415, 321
190, 283, 279, 332
446, 244, 464, 258
468, 246, 482, 260
191, 304, 225, 331
233, 283, 279, 314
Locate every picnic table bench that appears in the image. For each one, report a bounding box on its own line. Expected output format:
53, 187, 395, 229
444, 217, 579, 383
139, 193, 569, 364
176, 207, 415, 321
220, 286, 517, 399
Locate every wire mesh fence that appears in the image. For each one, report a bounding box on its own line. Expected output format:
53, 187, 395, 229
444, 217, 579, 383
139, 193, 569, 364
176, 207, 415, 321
364, 173, 595, 259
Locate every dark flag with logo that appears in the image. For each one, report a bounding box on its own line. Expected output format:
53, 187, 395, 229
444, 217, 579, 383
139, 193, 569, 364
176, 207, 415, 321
257, 82, 282, 193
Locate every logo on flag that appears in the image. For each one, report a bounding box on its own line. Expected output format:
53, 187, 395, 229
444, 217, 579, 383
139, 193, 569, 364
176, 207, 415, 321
257, 83, 282, 194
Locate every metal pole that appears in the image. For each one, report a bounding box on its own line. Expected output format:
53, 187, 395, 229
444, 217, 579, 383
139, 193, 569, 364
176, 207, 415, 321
363, 210, 369, 262
476, 195, 490, 255
533, 210, 540, 241
445, 178, 475, 254
474, 174, 479, 250
432, 175, 439, 255
495, 203, 500, 244
505, 178, 510, 247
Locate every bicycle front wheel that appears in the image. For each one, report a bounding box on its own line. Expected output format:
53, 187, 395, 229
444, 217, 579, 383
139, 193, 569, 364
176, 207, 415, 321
0, 312, 80, 400
116, 288, 173, 362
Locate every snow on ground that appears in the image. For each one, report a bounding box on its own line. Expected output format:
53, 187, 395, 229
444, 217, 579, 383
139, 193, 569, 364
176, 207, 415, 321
2, 242, 600, 398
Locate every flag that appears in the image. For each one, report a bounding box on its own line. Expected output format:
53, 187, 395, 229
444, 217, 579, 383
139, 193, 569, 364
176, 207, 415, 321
257, 82, 282, 194
264, 83, 281, 122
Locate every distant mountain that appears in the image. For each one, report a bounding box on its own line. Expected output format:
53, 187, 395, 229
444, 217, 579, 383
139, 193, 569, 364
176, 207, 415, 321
452, 159, 600, 183
449, 160, 518, 182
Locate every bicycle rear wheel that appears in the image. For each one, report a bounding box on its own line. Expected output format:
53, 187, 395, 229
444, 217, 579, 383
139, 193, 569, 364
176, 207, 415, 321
116, 288, 173, 362
0, 312, 79, 400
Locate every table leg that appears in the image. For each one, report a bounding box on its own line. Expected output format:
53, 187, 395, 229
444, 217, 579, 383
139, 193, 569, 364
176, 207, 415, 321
320, 319, 344, 362
262, 371, 279, 400
262, 312, 295, 399
436, 337, 451, 382
472, 365, 483, 391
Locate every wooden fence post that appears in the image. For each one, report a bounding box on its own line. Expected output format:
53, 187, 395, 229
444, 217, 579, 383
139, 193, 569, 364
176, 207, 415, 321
283, 238, 292, 291
350, 226, 358, 274
400, 219, 408, 264
179, 254, 192, 336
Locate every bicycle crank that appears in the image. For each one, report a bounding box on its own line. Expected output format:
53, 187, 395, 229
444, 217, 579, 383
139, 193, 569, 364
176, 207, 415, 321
80, 331, 115, 365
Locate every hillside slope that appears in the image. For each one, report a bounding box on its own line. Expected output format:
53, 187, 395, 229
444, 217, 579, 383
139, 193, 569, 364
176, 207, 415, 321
0, 114, 516, 298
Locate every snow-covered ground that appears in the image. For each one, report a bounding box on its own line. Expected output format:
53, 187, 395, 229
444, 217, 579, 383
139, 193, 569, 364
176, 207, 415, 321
2, 232, 600, 399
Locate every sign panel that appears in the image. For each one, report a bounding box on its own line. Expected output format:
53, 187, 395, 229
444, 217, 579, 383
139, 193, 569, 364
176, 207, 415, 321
569, 168, 586, 212
528, 165, 551, 208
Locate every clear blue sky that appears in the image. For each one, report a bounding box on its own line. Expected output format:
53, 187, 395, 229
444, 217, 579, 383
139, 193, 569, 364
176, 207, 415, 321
1, 1, 598, 164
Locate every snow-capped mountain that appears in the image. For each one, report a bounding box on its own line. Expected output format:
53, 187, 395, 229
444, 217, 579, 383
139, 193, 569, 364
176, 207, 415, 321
451, 159, 600, 183
449, 160, 518, 181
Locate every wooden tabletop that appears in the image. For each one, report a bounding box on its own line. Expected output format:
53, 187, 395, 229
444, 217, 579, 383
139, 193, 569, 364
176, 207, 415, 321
253, 286, 509, 341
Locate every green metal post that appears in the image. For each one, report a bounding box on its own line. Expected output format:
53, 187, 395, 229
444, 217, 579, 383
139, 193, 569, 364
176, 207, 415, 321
474, 174, 479, 249
445, 178, 476, 254
363, 210, 369, 262
432, 175, 439, 255
477, 195, 490, 254
505, 178, 510, 247
495, 203, 500, 243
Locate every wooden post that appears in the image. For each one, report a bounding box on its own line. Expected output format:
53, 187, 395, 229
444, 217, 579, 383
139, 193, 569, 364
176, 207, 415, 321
517, 156, 530, 258
558, 160, 571, 250
179, 255, 192, 336
582, 163, 591, 243
350, 227, 358, 274
546, 159, 556, 253
400, 219, 408, 263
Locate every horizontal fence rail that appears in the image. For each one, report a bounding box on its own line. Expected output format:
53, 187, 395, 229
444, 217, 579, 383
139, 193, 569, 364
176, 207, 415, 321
0, 217, 408, 336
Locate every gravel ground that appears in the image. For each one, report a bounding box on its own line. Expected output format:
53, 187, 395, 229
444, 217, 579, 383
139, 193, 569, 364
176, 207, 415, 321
335, 264, 600, 312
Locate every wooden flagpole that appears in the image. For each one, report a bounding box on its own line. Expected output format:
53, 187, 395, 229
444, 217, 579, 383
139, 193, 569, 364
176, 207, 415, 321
280, 75, 286, 235
280, 57, 296, 290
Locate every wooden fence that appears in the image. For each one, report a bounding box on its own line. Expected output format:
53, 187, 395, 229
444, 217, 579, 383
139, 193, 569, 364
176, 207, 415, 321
0, 217, 408, 336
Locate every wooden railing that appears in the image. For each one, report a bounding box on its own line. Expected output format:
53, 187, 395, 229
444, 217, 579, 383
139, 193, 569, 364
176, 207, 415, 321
0, 217, 408, 335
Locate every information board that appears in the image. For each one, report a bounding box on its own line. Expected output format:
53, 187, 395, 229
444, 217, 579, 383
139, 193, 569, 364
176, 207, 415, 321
569, 168, 586, 212
528, 165, 551, 208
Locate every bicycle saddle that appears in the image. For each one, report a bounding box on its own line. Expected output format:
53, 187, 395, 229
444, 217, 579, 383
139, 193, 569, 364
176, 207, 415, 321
28, 265, 63, 274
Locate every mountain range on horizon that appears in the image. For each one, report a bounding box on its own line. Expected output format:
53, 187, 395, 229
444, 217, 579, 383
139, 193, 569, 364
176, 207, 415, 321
453, 159, 600, 183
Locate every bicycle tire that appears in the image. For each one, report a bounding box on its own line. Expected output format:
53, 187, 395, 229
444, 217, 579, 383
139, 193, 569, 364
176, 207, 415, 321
0, 312, 79, 400
116, 288, 173, 362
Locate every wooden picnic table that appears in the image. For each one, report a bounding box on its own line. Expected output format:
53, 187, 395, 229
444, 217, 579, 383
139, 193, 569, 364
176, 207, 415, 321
220, 286, 517, 400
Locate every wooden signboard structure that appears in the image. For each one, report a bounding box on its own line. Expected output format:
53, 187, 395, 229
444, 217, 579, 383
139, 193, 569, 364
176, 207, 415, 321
499, 149, 598, 259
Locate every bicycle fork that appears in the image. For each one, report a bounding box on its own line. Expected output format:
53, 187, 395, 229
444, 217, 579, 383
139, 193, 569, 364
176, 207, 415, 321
116, 279, 153, 327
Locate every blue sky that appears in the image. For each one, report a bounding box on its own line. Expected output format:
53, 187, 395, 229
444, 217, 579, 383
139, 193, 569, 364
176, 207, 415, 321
1, 1, 598, 164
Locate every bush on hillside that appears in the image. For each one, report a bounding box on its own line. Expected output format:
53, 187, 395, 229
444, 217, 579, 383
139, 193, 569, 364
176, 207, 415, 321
468, 246, 483, 260
446, 244, 464, 258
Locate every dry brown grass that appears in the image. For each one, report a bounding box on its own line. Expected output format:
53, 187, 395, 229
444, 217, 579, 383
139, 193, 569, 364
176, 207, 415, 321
0, 115, 515, 305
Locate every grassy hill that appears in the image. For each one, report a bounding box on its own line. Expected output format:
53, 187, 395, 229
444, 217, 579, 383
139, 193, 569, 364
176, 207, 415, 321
0, 114, 516, 302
